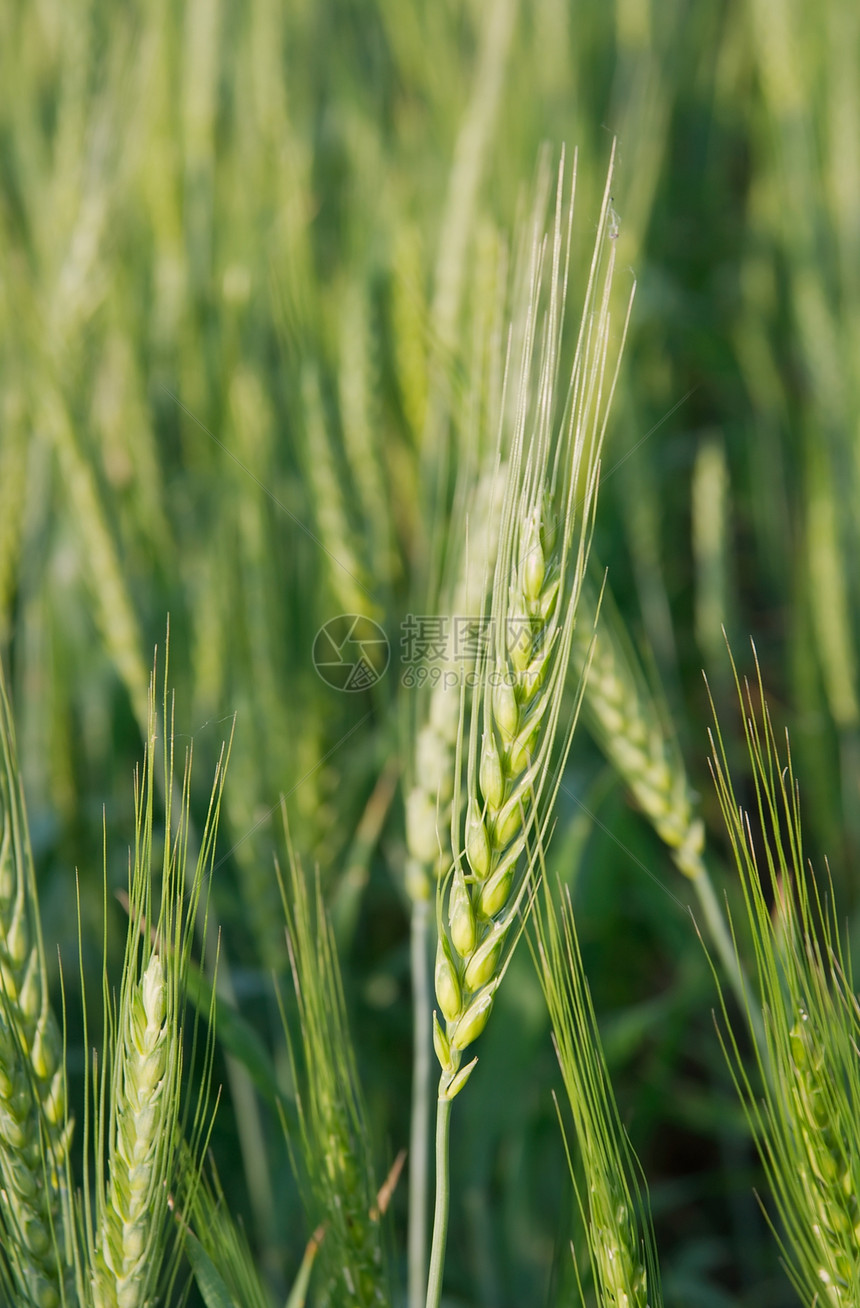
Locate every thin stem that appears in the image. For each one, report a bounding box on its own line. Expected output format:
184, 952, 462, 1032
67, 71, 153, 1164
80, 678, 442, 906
424, 1093, 453, 1308
688, 855, 765, 1049
408, 898, 431, 1308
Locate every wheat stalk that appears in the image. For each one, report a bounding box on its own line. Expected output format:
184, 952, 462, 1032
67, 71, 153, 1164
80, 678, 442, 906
0, 665, 73, 1308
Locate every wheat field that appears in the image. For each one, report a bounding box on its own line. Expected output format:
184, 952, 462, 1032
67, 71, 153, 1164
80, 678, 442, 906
1, 1, 859, 1305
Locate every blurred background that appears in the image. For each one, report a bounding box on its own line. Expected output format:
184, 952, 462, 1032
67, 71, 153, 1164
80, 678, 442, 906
1, 0, 858, 1303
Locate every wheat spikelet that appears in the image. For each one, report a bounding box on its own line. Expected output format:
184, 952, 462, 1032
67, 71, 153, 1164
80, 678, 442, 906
589, 1179, 650, 1308
0, 669, 73, 1308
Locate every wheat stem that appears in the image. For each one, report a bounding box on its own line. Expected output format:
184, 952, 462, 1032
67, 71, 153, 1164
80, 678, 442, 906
408, 898, 432, 1308
424, 1096, 452, 1308
686, 853, 750, 1019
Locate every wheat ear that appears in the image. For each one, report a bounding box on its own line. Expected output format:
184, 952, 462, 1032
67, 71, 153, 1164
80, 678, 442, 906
278, 816, 387, 1308
573, 579, 704, 877
404, 460, 506, 1308
433, 146, 628, 1098
432, 488, 571, 1093
94, 953, 170, 1308
573, 579, 753, 1021
91, 654, 228, 1308
425, 147, 632, 1308
532, 864, 662, 1308
709, 647, 860, 1305
0, 667, 73, 1308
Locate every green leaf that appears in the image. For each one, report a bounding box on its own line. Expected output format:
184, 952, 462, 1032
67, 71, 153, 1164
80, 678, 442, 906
186, 1229, 239, 1308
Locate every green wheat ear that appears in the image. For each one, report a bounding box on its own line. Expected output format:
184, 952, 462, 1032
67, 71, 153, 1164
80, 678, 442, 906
531, 861, 663, 1308
573, 577, 756, 1022
183, 1156, 273, 1308
709, 645, 860, 1305
425, 146, 633, 1308
276, 814, 388, 1308
89, 647, 230, 1308
0, 663, 74, 1308
433, 146, 632, 1102
573, 576, 705, 879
